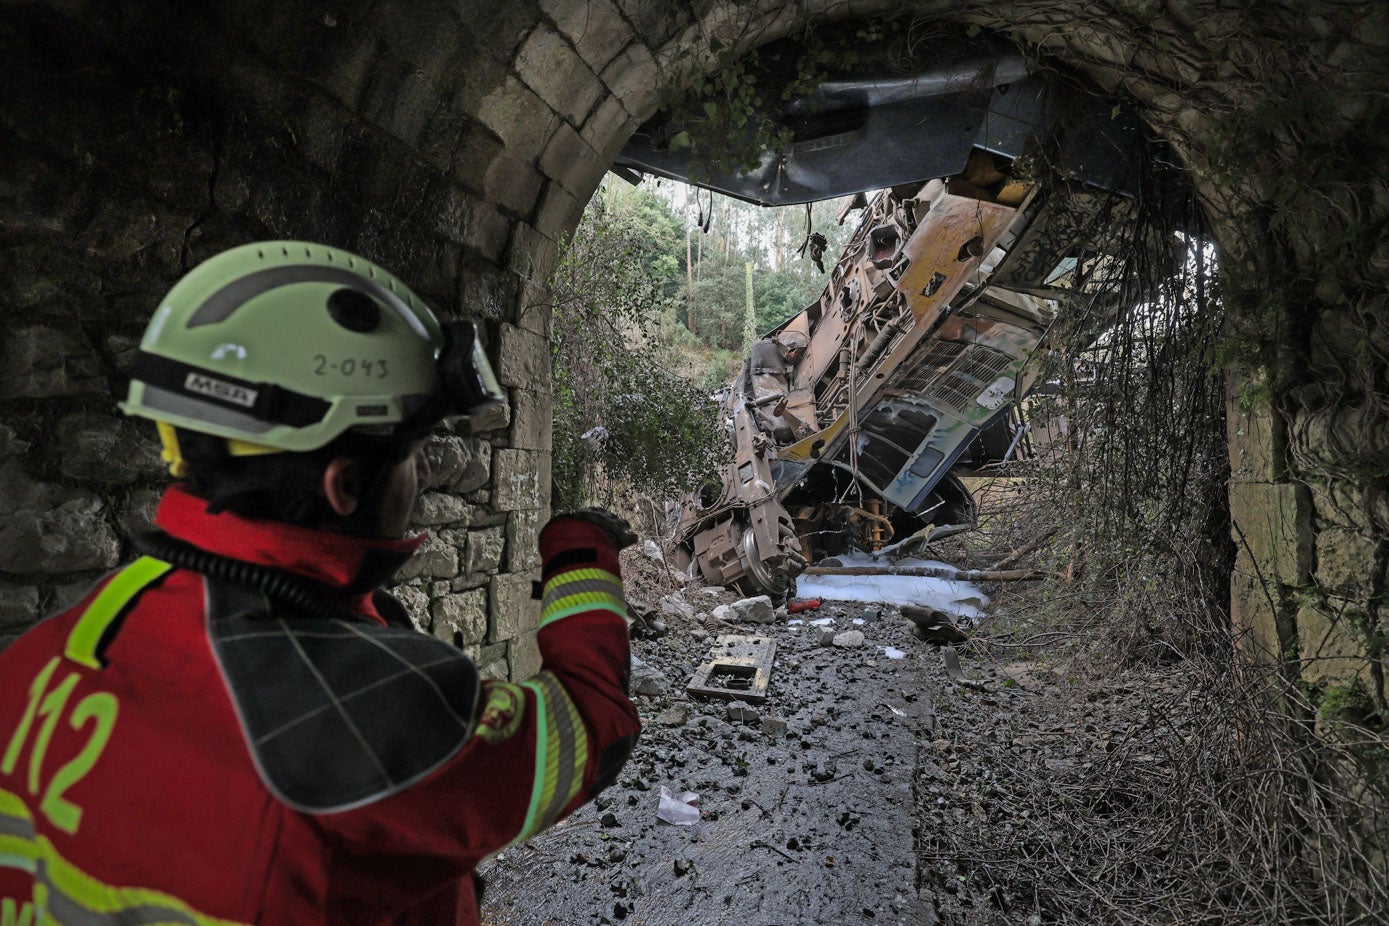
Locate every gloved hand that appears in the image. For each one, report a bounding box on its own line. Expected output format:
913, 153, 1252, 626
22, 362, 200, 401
548, 508, 638, 551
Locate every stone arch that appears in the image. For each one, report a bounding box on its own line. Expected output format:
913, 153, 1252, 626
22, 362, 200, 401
1, 2, 1384, 717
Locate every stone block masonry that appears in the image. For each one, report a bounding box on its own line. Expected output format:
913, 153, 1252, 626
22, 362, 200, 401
0, 0, 603, 678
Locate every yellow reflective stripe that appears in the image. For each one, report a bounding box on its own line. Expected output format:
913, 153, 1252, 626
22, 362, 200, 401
509, 673, 590, 847
540, 577, 623, 612
0, 834, 38, 872
0, 789, 32, 823
0, 789, 243, 924
540, 592, 626, 629
36, 835, 246, 925
0, 790, 37, 873
511, 680, 548, 846
63, 558, 172, 669
541, 567, 615, 596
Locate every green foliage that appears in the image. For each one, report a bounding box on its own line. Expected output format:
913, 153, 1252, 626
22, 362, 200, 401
548, 186, 725, 510
685, 245, 829, 350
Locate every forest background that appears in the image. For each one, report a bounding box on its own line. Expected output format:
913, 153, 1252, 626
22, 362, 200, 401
546, 175, 853, 514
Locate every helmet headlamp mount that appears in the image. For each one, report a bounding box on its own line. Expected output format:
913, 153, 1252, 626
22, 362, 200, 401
397, 320, 506, 440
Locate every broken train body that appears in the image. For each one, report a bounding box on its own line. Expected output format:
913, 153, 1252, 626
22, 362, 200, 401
673, 162, 1067, 595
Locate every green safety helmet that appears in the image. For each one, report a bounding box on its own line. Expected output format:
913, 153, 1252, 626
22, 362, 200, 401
120, 241, 504, 465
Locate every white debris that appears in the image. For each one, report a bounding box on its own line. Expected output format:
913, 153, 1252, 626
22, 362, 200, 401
881, 646, 908, 660
795, 552, 988, 619
809, 617, 835, 626
641, 540, 665, 562
657, 787, 701, 826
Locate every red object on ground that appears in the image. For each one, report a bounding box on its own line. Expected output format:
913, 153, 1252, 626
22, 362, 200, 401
788, 598, 822, 613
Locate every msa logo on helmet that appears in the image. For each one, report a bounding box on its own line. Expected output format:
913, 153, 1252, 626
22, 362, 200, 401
184, 372, 257, 408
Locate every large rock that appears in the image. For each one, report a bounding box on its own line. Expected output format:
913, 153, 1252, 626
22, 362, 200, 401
731, 595, 776, 624
659, 594, 696, 621
465, 526, 506, 575
0, 324, 107, 398
431, 588, 488, 647
0, 463, 120, 574
490, 571, 540, 641
425, 435, 491, 494
413, 491, 475, 527
390, 584, 431, 633
0, 585, 40, 630
0, 425, 30, 458
506, 508, 545, 570
56, 413, 164, 484
395, 533, 461, 581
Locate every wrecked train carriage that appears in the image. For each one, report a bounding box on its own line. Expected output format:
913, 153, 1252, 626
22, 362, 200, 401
673, 166, 1061, 595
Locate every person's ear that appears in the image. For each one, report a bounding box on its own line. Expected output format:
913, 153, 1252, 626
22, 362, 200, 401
321, 457, 362, 517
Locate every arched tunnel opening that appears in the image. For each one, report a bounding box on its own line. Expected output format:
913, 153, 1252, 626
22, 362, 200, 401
0, 2, 1384, 923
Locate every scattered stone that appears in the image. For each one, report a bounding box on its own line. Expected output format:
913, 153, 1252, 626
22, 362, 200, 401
700, 587, 727, 597
673, 858, 693, 877
628, 654, 668, 695
659, 595, 695, 620
711, 603, 735, 623
725, 700, 761, 724
655, 706, 689, 727
862, 608, 881, 622
690, 627, 710, 643
833, 630, 866, 648
761, 717, 788, 737
730, 595, 776, 624
600, 812, 620, 828
694, 715, 734, 737
818, 628, 837, 646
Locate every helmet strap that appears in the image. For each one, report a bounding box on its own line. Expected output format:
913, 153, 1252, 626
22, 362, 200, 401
156, 422, 190, 478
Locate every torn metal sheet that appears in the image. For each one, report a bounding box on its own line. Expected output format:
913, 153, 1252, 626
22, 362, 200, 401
687, 635, 777, 704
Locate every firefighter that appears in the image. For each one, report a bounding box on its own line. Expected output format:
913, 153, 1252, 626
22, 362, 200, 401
748, 329, 811, 441
0, 242, 640, 924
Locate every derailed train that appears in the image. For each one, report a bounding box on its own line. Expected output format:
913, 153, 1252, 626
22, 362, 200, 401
670, 153, 1099, 594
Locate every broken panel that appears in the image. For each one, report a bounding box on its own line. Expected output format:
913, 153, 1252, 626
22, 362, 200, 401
687, 635, 777, 704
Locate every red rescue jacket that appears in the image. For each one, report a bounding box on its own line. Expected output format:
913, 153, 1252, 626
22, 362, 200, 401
0, 485, 639, 924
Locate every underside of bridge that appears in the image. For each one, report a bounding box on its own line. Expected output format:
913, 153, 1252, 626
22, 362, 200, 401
1, 0, 1385, 800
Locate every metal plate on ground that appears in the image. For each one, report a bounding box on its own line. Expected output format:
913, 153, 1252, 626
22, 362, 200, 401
687, 635, 777, 703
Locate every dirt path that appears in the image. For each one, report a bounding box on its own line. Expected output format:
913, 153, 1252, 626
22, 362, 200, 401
480, 592, 938, 925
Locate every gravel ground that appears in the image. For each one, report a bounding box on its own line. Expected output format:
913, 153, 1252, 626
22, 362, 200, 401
480, 568, 938, 926
480, 551, 1203, 926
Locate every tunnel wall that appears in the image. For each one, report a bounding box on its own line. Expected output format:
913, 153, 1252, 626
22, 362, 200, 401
1, 0, 1385, 723
0, 0, 655, 676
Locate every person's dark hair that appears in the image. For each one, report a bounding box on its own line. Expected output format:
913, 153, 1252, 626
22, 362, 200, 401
174, 428, 404, 532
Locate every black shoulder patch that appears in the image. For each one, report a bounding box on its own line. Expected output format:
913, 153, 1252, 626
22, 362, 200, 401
205, 579, 480, 813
